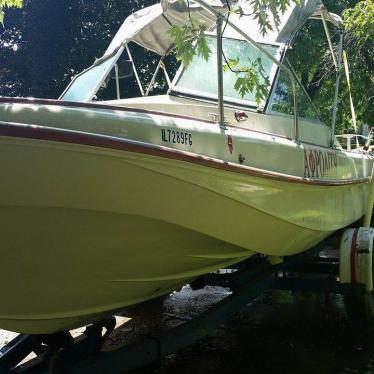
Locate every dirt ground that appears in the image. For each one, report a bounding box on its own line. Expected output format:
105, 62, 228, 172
2, 286, 374, 373
148, 289, 371, 374
103, 286, 374, 374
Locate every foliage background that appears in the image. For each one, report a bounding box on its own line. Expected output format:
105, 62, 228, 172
286, 0, 373, 131
0, 0, 372, 132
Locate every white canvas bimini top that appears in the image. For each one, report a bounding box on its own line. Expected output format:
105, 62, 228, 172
222, 0, 342, 43
105, 0, 343, 57
105, 0, 227, 56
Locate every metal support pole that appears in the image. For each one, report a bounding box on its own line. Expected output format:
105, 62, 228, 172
192, 0, 299, 139
331, 32, 344, 146
126, 45, 145, 97
192, 0, 292, 77
321, 13, 338, 70
216, 15, 225, 127
291, 77, 299, 142
145, 57, 164, 96
162, 64, 172, 88
114, 64, 120, 100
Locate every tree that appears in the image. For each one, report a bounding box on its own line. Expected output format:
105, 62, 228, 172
284, 0, 373, 131
0, 0, 372, 131
171, 0, 373, 131
343, 0, 374, 127
0, 0, 23, 25
0, 0, 156, 98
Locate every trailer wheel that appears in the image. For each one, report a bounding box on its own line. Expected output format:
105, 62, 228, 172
340, 227, 374, 327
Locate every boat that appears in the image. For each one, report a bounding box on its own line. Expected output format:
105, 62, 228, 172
0, 0, 372, 334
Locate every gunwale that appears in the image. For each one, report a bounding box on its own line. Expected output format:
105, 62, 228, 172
0, 115, 369, 187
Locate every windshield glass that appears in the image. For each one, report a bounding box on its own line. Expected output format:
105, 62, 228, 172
60, 49, 122, 102
271, 63, 323, 123
174, 36, 278, 105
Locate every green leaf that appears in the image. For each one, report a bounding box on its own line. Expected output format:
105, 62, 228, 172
231, 5, 244, 16
196, 30, 211, 61
168, 19, 209, 68
249, 0, 300, 36
0, 0, 23, 25
229, 57, 270, 104
223, 57, 239, 72
168, 0, 298, 100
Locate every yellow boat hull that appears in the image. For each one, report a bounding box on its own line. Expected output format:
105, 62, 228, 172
0, 128, 370, 333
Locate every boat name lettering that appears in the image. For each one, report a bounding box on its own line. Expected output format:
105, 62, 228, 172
161, 129, 192, 146
304, 149, 337, 178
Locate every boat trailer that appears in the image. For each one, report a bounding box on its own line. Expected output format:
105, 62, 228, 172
1, 227, 374, 373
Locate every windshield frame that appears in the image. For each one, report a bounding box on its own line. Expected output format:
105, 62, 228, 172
266, 48, 326, 125
169, 35, 283, 110
59, 46, 124, 102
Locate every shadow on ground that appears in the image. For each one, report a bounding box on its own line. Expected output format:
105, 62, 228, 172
103, 286, 374, 374
2, 286, 374, 373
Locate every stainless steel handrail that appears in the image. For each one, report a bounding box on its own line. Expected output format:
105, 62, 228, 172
192, 0, 300, 141
216, 15, 225, 127
331, 32, 344, 146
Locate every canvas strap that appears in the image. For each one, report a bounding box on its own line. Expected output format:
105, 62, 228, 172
343, 51, 358, 136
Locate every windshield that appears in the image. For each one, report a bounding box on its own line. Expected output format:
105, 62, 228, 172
174, 36, 279, 105
60, 48, 123, 102
271, 69, 322, 121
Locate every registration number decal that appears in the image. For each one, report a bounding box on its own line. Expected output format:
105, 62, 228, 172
161, 129, 192, 146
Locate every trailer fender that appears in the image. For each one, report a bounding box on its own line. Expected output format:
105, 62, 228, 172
340, 227, 374, 291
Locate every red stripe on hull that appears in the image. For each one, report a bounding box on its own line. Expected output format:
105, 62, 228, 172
0, 120, 370, 187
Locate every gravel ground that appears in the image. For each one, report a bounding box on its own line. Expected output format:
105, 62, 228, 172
2, 286, 374, 373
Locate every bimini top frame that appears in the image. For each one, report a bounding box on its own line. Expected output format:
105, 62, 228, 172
103, 0, 342, 58
59, 0, 344, 144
